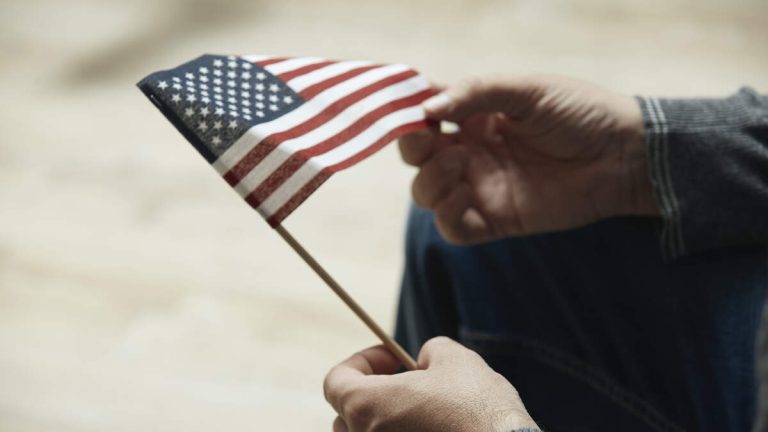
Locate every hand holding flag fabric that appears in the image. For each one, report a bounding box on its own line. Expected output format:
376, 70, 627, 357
399, 75, 657, 244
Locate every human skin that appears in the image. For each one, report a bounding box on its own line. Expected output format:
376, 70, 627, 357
324, 337, 539, 432
400, 74, 658, 244
325, 75, 660, 431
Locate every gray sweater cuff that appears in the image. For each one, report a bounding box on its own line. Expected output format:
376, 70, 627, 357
636, 89, 768, 259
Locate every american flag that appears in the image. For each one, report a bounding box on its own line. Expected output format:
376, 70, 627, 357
138, 54, 433, 226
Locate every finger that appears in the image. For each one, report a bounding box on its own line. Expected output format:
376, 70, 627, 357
335, 345, 403, 378
416, 336, 466, 369
324, 346, 401, 414
422, 75, 537, 123
398, 130, 434, 166
460, 112, 506, 145
333, 416, 348, 432
432, 183, 492, 244
427, 80, 447, 94
354, 345, 403, 376
398, 122, 456, 166
411, 146, 468, 209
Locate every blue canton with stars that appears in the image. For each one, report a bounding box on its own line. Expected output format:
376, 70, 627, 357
138, 54, 304, 163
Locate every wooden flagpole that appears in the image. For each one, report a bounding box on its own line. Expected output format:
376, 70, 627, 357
275, 224, 418, 371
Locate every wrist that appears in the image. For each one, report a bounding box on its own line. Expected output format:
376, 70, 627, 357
615, 95, 660, 216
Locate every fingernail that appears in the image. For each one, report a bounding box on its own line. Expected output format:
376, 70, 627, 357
422, 93, 452, 114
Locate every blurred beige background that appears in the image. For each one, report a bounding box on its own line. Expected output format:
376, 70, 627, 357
0, 0, 766, 430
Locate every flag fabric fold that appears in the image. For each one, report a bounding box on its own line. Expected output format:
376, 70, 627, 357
138, 54, 433, 226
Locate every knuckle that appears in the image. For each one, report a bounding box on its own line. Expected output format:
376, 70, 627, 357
424, 336, 453, 352
332, 417, 347, 432
397, 140, 414, 164
495, 372, 520, 395
323, 367, 341, 402
342, 393, 375, 429
411, 168, 449, 209
464, 348, 485, 364
398, 131, 433, 165
411, 147, 466, 210
324, 364, 356, 406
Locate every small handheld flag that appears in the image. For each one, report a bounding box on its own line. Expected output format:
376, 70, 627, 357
138, 54, 432, 226
138, 54, 430, 370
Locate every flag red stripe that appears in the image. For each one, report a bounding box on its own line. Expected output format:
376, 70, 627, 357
326, 120, 428, 172
278, 60, 336, 82
223, 69, 418, 186
265, 120, 428, 227
243, 90, 433, 208
265, 172, 332, 227
298, 65, 380, 100
254, 57, 287, 67
299, 89, 432, 159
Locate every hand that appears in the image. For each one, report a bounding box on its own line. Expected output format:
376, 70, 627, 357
399, 75, 658, 244
323, 337, 538, 432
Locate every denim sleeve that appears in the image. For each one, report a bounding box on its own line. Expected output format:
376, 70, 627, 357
635, 88, 768, 260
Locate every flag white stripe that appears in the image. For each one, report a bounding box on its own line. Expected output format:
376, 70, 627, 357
287, 60, 373, 93
312, 105, 425, 167
240, 54, 274, 63
264, 57, 326, 75
233, 75, 429, 197
256, 105, 425, 218
211, 63, 411, 174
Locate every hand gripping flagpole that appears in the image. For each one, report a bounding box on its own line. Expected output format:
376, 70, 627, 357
275, 224, 418, 371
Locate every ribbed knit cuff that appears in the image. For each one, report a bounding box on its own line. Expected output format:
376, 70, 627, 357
636, 88, 768, 259
636, 95, 684, 260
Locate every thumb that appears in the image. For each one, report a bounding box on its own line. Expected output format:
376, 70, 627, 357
422, 76, 535, 122
416, 336, 464, 369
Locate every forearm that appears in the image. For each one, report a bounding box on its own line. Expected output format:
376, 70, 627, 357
635, 88, 768, 259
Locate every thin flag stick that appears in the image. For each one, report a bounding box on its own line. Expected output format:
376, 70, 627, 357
275, 224, 418, 371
